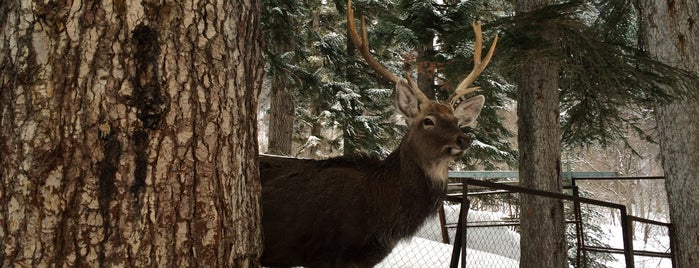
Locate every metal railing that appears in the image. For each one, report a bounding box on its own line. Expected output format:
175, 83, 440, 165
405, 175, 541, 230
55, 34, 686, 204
570, 176, 674, 267
442, 173, 674, 268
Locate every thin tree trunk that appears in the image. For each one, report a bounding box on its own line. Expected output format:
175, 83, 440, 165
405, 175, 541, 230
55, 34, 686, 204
268, 77, 295, 155
638, 0, 699, 266
266, 6, 297, 156
418, 42, 437, 100
0, 1, 263, 266
304, 7, 325, 158
516, 0, 567, 267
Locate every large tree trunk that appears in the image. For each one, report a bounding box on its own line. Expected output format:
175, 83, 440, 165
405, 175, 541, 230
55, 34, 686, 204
638, 0, 699, 266
0, 1, 263, 266
515, 0, 567, 267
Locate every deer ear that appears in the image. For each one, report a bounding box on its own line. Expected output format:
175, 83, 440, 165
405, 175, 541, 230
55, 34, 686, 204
453, 95, 485, 126
394, 79, 424, 120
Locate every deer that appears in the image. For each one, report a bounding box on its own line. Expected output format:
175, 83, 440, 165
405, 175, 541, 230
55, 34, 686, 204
259, 1, 498, 267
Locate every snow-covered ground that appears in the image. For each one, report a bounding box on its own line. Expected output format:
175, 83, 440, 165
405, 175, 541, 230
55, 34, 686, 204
377, 237, 519, 268
378, 208, 521, 267
599, 222, 672, 268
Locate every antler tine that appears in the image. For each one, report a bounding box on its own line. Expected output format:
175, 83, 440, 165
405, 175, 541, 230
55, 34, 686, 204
449, 21, 498, 103
347, 0, 402, 85
405, 71, 429, 101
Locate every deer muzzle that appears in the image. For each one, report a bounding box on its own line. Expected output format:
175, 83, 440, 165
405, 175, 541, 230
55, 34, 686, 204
444, 135, 471, 157
457, 135, 471, 150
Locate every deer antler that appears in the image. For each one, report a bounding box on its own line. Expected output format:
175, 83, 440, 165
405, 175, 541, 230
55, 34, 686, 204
347, 0, 431, 107
447, 21, 498, 105
348, 0, 496, 109
347, 0, 402, 85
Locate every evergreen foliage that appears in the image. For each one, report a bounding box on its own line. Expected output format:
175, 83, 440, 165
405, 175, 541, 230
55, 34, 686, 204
261, 0, 697, 163
262, 0, 310, 87
493, 0, 698, 148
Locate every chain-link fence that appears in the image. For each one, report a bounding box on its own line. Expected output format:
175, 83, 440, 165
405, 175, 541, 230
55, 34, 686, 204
377, 198, 521, 267
379, 176, 673, 268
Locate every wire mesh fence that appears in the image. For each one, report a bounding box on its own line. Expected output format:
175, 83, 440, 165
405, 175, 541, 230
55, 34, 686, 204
379, 176, 673, 268
377, 198, 521, 267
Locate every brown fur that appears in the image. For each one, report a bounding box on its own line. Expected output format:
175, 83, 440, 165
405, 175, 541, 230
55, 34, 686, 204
260, 102, 481, 267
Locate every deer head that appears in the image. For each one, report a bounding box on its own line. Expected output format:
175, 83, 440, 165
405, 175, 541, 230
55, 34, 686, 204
347, 0, 498, 182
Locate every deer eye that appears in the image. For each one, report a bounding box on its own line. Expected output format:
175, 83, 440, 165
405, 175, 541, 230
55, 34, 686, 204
423, 118, 434, 126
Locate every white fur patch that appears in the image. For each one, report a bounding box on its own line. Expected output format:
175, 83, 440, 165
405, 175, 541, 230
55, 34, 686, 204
449, 147, 464, 156
424, 160, 451, 190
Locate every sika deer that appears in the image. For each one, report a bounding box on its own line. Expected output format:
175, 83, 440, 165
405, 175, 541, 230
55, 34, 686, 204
260, 1, 498, 267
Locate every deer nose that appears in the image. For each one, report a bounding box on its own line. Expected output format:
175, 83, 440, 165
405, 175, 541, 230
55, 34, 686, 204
457, 135, 471, 150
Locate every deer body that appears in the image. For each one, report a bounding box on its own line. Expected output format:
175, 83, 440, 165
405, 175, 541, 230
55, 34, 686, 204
259, 152, 443, 267
260, 1, 497, 267
261, 103, 470, 267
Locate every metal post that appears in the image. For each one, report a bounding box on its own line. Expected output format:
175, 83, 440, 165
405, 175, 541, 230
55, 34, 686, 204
450, 204, 463, 268
449, 179, 472, 268
439, 205, 450, 243
668, 224, 677, 268
572, 185, 586, 267
620, 207, 635, 268
460, 182, 469, 268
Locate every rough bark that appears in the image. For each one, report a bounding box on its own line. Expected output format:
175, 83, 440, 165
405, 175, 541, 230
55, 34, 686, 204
0, 0, 263, 266
515, 0, 567, 267
265, 12, 296, 156
267, 78, 294, 155
638, 0, 699, 266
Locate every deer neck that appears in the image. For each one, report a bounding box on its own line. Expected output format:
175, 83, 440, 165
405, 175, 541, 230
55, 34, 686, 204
380, 144, 449, 194
375, 148, 447, 230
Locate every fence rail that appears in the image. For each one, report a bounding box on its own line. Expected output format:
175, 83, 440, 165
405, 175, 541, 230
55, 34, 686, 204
441, 173, 674, 268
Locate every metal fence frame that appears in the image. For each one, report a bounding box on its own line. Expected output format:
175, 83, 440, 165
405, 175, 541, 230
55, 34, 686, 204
570, 176, 675, 267
443, 172, 674, 268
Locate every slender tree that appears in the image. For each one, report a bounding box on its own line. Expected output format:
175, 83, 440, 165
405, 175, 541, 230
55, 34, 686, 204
0, 1, 263, 266
638, 0, 699, 266
513, 0, 568, 267
267, 40, 296, 155
263, 0, 309, 155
